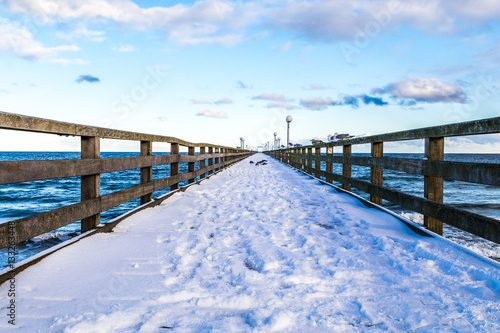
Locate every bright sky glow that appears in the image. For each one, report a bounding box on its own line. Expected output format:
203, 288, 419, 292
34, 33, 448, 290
0, 0, 499, 152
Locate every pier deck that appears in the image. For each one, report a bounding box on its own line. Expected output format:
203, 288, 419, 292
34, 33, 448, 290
1, 154, 499, 332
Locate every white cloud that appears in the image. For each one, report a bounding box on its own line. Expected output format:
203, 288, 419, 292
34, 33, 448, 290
300, 97, 335, 110
266, 102, 297, 110
115, 45, 135, 52
376, 77, 467, 103
0, 18, 80, 61
272, 41, 292, 52
3, 0, 500, 47
214, 97, 233, 104
307, 83, 328, 90
191, 98, 212, 104
49, 58, 89, 65
196, 109, 227, 118
252, 93, 291, 102
3, 0, 254, 45
57, 27, 106, 42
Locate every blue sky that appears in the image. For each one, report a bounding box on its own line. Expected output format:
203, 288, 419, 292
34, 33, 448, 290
0, 0, 499, 152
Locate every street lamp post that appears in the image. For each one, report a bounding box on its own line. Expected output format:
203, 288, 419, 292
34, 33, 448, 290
286, 115, 293, 147
273, 132, 277, 150
240, 137, 244, 149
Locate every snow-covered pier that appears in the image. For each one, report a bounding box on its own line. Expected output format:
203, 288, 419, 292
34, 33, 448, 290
1, 153, 499, 332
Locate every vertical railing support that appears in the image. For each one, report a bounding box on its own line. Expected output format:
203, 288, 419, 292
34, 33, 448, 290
307, 148, 313, 174
221, 148, 226, 169
140, 140, 153, 205
342, 145, 352, 191
301, 148, 306, 170
370, 142, 383, 205
215, 148, 220, 171
326, 146, 333, 184
200, 147, 206, 179
188, 146, 195, 184
315, 147, 321, 179
81, 136, 100, 232
170, 143, 180, 190
424, 137, 444, 235
208, 147, 214, 175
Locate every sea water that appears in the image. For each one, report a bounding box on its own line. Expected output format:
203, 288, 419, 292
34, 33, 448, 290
1, 152, 499, 266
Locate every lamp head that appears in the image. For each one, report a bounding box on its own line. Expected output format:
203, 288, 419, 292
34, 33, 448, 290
286, 115, 293, 123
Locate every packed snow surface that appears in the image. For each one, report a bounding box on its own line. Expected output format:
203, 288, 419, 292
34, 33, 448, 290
1, 153, 499, 332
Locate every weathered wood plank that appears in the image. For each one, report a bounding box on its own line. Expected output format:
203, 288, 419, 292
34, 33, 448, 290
342, 145, 351, 191
170, 143, 180, 190
285, 153, 500, 186
315, 147, 321, 179
140, 141, 153, 205
371, 142, 383, 205
424, 137, 444, 235
81, 136, 100, 232
208, 147, 214, 175
0, 152, 245, 185
326, 147, 333, 184
199, 147, 206, 179
0, 199, 101, 249
188, 147, 195, 184
296, 116, 500, 149
0, 111, 248, 150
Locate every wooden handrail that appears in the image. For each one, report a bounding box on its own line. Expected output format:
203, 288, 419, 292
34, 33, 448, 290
0, 111, 243, 150
267, 116, 500, 243
296, 116, 500, 149
0, 111, 253, 248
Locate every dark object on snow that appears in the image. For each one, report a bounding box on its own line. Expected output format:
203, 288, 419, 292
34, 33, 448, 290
250, 161, 255, 164
255, 159, 268, 166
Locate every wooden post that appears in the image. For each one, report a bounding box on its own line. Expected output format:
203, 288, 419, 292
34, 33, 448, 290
170, 143, 179, 190
221, 148, 225, 169
370, 142, 383, 205
208, 147, 214, 175
342, 145, 351, 191
140, 140, 153, 205
307, 148, 313, 174
301, 148, 306, 170
215, 148, 219, 171
326, 146, 333, 184
81, 136, 100, 232
424, 137, 444, 235
200, 147, 206, 179
188, 146, 195, 184
315, 147, 321, 179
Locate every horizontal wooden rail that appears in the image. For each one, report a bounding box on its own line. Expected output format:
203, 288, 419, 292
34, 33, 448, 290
297, 116, 500, 149
0, 111, 241, 150
0, 152, 249, 185
285, 153, 500, 187
0, 158, 245, 248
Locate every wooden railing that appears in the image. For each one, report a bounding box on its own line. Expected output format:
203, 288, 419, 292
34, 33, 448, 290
0, 111, 253, 248
267, 117, 500, 244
